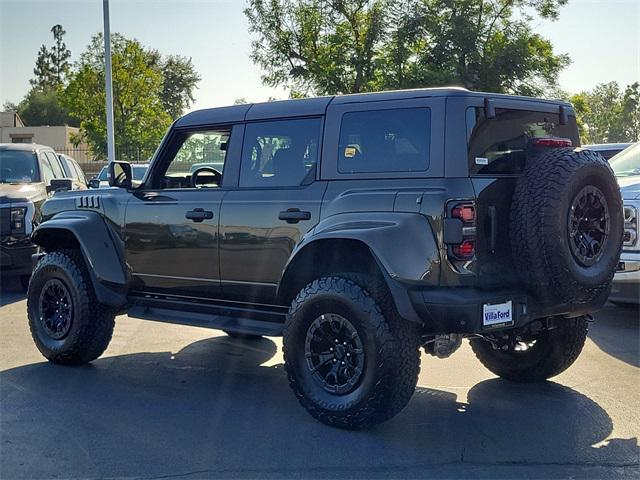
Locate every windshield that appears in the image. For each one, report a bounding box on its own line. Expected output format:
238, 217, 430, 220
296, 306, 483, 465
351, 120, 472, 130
0, 150, 40, 183
610, 143, 640, 177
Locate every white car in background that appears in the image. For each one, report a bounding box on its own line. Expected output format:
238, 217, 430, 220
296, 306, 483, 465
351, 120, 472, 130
89, 164, 149, 188
609, 143, 640, 304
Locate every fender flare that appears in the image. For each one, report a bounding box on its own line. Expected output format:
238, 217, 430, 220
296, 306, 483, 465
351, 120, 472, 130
279, 212, 441, 323
31, 210, 128, 308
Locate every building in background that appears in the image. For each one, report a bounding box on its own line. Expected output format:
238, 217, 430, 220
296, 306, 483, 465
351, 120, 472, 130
0, 111, 90, 161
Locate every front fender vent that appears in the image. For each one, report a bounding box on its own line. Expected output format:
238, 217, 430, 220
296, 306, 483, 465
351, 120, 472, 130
76, 195, 101, 209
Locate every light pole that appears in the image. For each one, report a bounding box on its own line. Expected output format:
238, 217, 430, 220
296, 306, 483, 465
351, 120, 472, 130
103, 0, 115, 163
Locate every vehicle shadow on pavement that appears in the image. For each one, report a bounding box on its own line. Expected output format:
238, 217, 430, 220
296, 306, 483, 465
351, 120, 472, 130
1, 336, 638, 479
0, 277, 26, 307
589, 304, 640, 367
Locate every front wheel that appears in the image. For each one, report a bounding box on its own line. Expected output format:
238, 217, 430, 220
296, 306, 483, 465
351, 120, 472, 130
27, 249, 115, 365
283, 275, 421, 429
470, 316, 588, 382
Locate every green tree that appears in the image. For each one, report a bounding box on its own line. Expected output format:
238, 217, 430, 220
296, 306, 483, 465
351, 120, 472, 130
621, 82, 640, 142
13, 87, 76, 127
245, 0, 570, 97
30, 24, 71, 88
568, 92, 590, 142
580, 82, 624, 144
158, 55, 201, 119
245, 0, 387, 95
50, 24, 72, 85
62, 34, 172, 160
30, 45, 56, 88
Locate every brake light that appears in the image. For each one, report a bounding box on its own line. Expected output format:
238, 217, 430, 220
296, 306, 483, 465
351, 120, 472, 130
452, 239, 475, 258
449, 202, 476, 260
452, 205, 475, 223
531, 137, 573, 148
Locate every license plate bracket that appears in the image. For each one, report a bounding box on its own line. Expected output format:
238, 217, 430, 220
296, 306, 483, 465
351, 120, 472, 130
483, 300, 514, 328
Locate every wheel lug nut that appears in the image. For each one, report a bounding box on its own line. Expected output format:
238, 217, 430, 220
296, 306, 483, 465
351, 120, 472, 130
346, 353, 350, 357
335, 339, 338, 343
330, 347, 333, 352
333, 359, 337, 363
343, 341, 347, 346
341, 361, 345, 365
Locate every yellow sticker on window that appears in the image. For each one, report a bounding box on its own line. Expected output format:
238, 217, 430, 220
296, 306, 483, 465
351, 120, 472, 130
344, 146, 357, 158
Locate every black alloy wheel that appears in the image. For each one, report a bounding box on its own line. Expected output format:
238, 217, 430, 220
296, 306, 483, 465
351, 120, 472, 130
38, 278, 73, 340
568, 185, 610, 267
304, 313, 365, 395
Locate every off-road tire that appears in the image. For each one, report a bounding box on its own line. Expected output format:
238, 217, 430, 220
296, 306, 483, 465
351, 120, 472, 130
510, 148, 623, 304
283, 275, 421, 429
27, 249, 115, 365
470, 316, 588, 382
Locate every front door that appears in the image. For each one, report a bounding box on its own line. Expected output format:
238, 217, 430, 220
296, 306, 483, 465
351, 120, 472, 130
125, 126, 239, 299
219, 117, 326, 304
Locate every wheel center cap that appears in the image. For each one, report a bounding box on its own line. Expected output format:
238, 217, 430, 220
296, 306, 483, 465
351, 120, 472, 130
335, 344, 346, 360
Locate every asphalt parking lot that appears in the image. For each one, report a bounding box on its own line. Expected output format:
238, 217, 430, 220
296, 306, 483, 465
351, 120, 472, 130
1, 278, 639, 479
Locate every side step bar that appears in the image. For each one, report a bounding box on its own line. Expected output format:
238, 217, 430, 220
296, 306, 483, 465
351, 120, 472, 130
127, 294, 286, 336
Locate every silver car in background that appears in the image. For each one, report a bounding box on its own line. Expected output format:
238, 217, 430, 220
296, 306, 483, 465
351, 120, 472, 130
609, 143, 640, 304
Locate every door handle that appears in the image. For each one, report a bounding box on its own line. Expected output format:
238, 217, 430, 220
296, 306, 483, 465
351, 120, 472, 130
278, 208, 311, 224
186, 208, 214, 222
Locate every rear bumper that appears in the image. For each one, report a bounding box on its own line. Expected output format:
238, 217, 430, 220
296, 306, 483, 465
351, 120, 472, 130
610, 253, 640, 304
403, 285, 605, 334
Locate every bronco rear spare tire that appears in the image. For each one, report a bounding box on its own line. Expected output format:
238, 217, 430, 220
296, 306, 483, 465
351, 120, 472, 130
510, 148, 623, 304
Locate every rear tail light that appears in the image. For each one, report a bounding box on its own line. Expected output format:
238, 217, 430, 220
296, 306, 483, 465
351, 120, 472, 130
452, 239, 475, 258
531, 137, 573, 148
449, 202, 476, 260
451, 205, 475, 223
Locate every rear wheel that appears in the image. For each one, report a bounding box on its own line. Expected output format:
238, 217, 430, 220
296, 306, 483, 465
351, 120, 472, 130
27, 249, 115, 365
283, 275, 421, 429
470, 316, 588, 382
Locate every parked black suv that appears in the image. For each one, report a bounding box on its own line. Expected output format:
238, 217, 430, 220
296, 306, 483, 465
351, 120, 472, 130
1, 143, 74, 289
27, 88, 623, 429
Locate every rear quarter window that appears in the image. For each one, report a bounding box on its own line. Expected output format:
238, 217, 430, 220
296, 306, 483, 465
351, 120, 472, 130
338, 108, 430, 173
467, 107, 579, 175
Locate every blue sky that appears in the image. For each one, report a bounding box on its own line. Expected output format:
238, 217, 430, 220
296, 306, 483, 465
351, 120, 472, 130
0, 0, 638, 112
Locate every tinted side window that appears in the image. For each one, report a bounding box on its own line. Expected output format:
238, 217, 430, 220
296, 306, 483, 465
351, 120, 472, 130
338, 108, 430, 173
58, 156, 73, 178
39, 154, 55, 184
467, 107, 579, 175
61, 157, 77, 179
72, 160, 87, 182
239, 118, 321, 188
44, 151, 65, 178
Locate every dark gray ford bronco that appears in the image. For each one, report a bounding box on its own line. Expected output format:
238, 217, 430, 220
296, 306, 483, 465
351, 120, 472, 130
27, 88, 623, 429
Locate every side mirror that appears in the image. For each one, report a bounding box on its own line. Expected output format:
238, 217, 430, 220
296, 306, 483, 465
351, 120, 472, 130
48, 178, 73, 193
88, 177, 100, 189
108, 161, 132, 188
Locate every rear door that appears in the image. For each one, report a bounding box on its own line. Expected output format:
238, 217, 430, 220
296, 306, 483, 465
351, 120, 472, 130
465, 100, 580, 289
219, 117, 326, 304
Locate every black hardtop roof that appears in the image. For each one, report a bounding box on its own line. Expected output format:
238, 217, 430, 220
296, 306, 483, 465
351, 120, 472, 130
175, 87, 572, 128
0, 143, 55, 153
